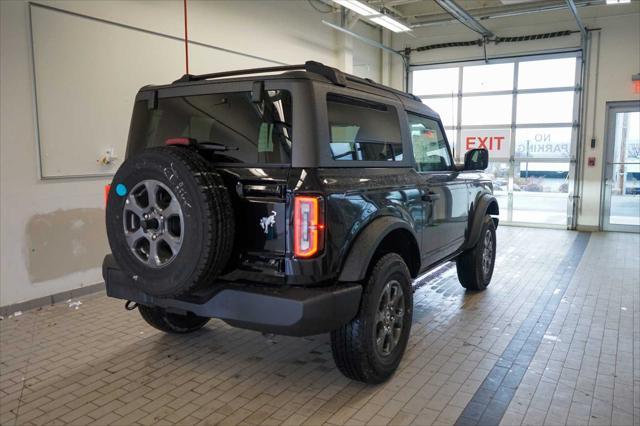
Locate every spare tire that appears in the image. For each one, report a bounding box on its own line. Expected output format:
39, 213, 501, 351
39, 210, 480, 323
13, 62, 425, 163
106, 146, 234, 297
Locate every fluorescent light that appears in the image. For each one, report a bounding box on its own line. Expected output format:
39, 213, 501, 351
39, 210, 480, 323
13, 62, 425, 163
331, 0, 412, 33
370, 15, 412, 32
332, 0, 378, 16
606, 0, 631, 4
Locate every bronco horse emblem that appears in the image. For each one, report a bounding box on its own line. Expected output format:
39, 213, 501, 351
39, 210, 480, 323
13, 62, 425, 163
259, 211, 277, 234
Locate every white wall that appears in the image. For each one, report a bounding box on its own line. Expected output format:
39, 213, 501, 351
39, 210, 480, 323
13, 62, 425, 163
392, 3, 640, 229
0, 0, 357, 308
352, 20, 383, 83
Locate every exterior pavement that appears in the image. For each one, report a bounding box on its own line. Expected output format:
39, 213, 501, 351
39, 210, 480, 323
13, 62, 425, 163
0, 227, 638, 426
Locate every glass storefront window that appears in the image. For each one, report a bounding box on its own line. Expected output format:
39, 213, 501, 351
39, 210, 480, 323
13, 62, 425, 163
412, 67, 459, 96
421, 97, 458, 128
516, 92, 574, 124
518, 57, 577, 90
515, 127, 572, 159
463, 63, 514, 93
410, 53, 579, 228
461, 95, 512, 126
514, 162, 569, 193
486, 162, 509, 222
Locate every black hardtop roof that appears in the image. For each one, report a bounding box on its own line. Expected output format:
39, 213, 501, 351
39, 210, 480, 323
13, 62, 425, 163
140, 60, 438, 118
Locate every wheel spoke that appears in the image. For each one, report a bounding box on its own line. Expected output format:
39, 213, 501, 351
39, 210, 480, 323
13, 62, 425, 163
382, 331, 391, 353
125, 227, 145, 247
145, 181, 159, 209
390, 286, 402, 307
163, 198, 181, 217
125, 195, 145, 216
161, 235, 181, 255
148, 239, 160, 266
376, 332, 386, 353
380, 285, 390, 309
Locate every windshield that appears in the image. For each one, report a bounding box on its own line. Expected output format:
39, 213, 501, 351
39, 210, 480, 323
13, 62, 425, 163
127, 90, 292, 164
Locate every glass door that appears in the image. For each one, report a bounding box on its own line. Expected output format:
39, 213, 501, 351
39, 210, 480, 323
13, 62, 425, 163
603, 102, 640, 232
410, 52, 581, 228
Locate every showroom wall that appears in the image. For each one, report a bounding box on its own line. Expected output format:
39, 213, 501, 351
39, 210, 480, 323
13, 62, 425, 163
390, 3, 640, 230
0, 0, 383, 308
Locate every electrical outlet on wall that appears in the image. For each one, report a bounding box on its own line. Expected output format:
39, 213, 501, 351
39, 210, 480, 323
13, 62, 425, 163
98, 147, 118, 165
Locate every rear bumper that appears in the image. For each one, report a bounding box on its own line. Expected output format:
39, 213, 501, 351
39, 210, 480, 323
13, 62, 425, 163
102, 255, 362, 337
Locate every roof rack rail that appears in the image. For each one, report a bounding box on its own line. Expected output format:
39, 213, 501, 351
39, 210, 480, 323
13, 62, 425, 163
173, 61, 347, 86
172, 60, 418, 102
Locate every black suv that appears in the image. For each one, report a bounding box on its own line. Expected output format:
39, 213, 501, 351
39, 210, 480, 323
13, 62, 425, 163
103, 61, 498, 384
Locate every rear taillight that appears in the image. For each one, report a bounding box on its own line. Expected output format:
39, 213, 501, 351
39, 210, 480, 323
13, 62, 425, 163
104, 184, 111, 207
293, 195, 324, 258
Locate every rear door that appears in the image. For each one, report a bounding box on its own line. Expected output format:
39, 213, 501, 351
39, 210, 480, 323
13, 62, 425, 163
127, 84, 294, 283
407, 112, 468, 266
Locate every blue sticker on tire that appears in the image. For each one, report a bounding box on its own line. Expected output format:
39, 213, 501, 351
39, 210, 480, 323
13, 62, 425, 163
116, 184, 127, 196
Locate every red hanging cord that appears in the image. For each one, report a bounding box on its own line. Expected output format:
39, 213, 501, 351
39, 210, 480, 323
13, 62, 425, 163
183, 0, 189, 74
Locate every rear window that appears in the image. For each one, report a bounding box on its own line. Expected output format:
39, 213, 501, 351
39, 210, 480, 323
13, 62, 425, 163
127, 90, 292, 164
327, 94, 403, 162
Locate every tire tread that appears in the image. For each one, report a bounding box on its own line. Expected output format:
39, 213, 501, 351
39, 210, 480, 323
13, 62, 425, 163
331, 253, 412, 384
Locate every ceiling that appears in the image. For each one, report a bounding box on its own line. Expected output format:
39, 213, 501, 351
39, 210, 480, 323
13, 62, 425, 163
365, 0, 607, 28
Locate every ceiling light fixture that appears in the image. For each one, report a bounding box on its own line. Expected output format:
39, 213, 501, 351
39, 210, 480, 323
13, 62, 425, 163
605, 0, 630, 4
331, 0, 412, 33
370, 15, 412, 32
332, 0, 378, 16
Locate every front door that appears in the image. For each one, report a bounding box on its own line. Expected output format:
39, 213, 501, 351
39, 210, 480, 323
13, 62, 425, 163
407, 112, 468, 266
602, 102, 640, 232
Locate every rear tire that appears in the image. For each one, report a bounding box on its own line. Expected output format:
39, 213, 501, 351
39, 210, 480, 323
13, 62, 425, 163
138, 305, 209, 333
330, 253, 413, 384
456, 214, 496, 291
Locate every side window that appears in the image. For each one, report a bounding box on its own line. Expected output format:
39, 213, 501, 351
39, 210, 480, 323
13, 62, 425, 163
408, 113, 453, 172
327, 94, 403, 162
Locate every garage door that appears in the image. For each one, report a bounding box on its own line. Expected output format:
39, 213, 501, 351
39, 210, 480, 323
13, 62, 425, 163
410, 52, 581, 228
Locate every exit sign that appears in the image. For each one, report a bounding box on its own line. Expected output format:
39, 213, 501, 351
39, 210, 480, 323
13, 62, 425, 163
461, 129, 511, 160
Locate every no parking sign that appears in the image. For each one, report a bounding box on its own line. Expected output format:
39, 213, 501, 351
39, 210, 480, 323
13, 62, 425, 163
461, 129, 511, 160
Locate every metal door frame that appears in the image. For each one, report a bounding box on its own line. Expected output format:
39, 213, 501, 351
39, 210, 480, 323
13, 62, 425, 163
601, 100, 640, 232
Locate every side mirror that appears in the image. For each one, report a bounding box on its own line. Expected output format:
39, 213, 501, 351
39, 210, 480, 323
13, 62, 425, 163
464, 148, 489, 170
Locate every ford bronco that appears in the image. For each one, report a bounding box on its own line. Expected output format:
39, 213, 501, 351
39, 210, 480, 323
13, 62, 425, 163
103, 61, 498, 384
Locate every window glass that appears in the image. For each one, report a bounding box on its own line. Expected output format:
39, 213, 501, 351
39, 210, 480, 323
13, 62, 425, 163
127, 90, 292, 163
518, 57, 577, 90
461, 95, 512, 126
462, 63, 514, 93
421, 96, 458, 128
408, 113, 452, 172
327, 94, 403, 162
516, 92, 574, 124
515, 127, 572, 159
412, 67, 459, 96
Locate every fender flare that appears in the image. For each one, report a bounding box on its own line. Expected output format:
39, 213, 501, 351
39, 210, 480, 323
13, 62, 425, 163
338, 216, 419, 282
464, 193, 499, 250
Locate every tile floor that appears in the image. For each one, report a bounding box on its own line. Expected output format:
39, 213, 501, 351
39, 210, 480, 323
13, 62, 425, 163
0, 227, 638, 426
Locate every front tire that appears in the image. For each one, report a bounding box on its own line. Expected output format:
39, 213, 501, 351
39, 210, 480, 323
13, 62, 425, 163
138, 305, 209, 333
456, 214, 496, 291
330, 253, 413, 384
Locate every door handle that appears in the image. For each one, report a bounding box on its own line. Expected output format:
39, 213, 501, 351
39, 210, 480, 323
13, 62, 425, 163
422, 192, 440, 202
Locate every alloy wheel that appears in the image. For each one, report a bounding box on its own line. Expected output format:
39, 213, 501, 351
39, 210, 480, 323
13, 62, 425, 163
374, 280, 405, 356
122, 180, 184, 268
